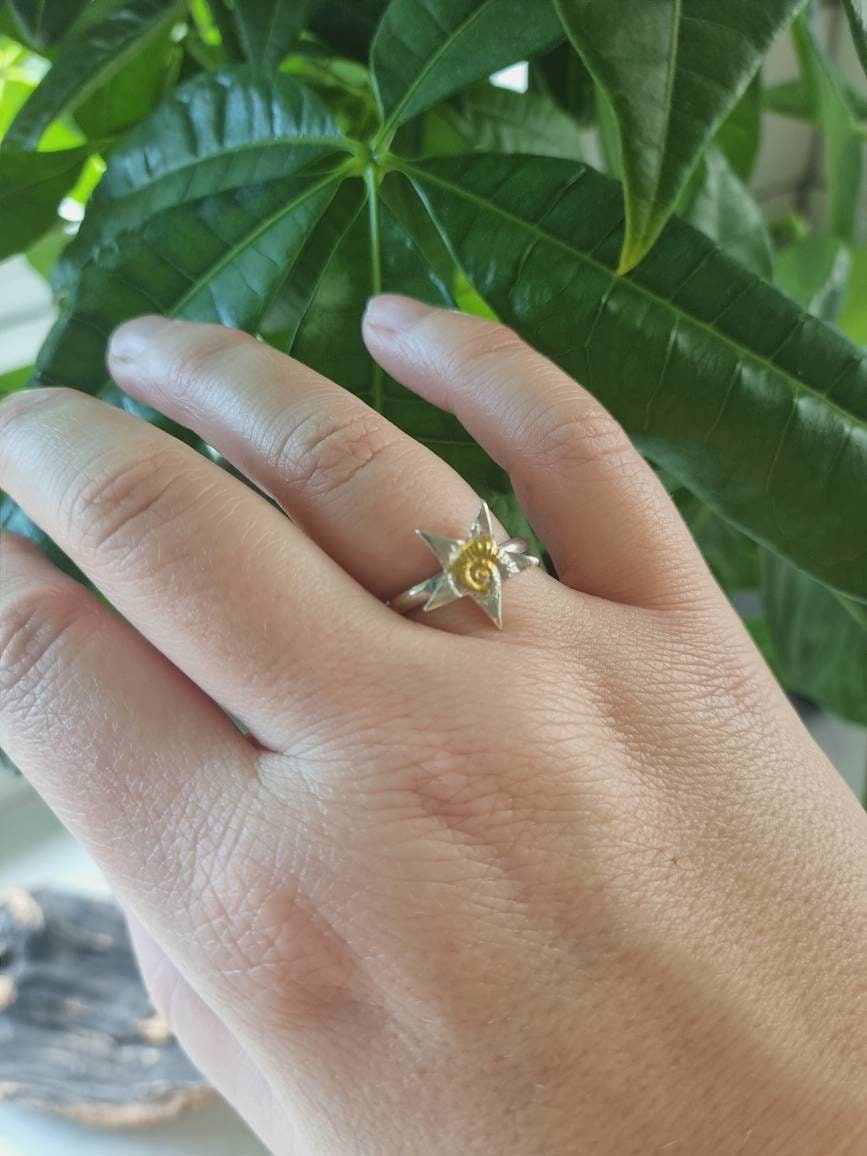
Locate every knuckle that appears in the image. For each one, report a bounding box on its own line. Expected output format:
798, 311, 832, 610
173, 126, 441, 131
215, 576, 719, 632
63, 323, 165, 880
64, 448, 188, 560
526, 396, 634, 475
0, 582, 83, 702
447, 321, 528, 378
161, 326, 253, 398
0, 385, 73, 427
270, 406, 402, 500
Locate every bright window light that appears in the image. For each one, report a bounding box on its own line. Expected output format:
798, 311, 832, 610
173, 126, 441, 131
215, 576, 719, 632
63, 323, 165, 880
489, 61, 528, 92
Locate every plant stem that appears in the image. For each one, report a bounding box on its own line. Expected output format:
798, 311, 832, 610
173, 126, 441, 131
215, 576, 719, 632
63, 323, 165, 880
365, 163, 385, 414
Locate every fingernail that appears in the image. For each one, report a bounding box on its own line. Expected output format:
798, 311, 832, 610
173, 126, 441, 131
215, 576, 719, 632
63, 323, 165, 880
363, 294, 432, 333
108, 315, 171, 362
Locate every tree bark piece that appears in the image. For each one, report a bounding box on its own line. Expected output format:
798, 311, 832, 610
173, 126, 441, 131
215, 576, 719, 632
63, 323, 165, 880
0, 887, 211, 1127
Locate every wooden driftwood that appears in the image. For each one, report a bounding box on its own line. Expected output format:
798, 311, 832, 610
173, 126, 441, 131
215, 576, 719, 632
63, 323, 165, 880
0, 887, 211, 1127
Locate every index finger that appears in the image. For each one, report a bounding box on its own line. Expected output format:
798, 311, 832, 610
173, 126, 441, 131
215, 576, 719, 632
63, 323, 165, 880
0, 386, 399, 751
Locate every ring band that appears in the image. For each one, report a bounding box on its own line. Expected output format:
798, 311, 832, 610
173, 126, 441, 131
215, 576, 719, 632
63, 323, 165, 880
387, 501, 540, 629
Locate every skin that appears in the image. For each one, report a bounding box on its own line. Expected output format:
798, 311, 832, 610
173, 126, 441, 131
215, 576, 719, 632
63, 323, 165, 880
0, 295, 865, 1154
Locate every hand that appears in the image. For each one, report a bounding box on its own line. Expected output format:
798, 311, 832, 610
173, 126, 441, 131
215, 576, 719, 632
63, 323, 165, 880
1, 296, 865, 1155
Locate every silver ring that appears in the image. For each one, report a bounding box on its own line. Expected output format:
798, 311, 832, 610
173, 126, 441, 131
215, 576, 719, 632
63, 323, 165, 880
388, 501, 540, 629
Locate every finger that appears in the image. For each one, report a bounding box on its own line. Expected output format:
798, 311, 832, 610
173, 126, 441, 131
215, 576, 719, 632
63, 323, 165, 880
0, 386, 396, 750
107, 316, 558, 634
126, 913, 294, 1156
362, 296, 716, 609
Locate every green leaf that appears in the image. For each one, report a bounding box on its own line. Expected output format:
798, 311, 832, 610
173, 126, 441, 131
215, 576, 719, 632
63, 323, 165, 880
763, 76, 867, 124
281, 52, 383, 140
7, 0, 89, 49
0, 146, 88, 261
25, 224, 71, 280
4, 0, 183, 150
763, 78, 814, 120
528, 39, 595, 125
593, 81, 621, 179
792, 13, 864, 242
554, 0, 806, 272
426, 82, 585, 160
401, 152, 867, 600
310, 0, 389, 61
36, 167, 348, 388
58, 67, 353, 282
679, 145, 771, 277
774, 233, 852, 324
838, 244, 867, 345
673, 487, 760, 591
842, 0, 867, 78
74, 28, 180, 140
233, 0, 312, 72
0, 5, 22, 38
715, 74, 761, 182
370, 0, 564, 143
743, 615, 786, 685
1, 163, 350, 562
0, 364, 32, 396
2, 70, 356, 566
761, 551, 867, 725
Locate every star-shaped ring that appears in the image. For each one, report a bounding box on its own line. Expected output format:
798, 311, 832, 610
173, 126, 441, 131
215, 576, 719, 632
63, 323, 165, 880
388, 501, 540, 628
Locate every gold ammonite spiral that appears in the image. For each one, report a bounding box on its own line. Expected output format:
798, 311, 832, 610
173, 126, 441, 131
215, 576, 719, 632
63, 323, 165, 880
450, 535, 500, 593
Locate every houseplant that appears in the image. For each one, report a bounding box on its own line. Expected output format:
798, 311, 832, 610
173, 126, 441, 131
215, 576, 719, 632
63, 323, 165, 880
0, 0, 865, 762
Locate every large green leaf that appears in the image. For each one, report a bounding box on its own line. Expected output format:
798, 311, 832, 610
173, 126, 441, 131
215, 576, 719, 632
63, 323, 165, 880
0, 146, 88, 261
399, 153, 867, 600
774, 233, 852, 324
554, 0, 806, 271
310, 0, 389, 61
57, 67, 353, 283
673, 486, 760, 592
842, 0, 867, 78
529, 39, 595, 126
233, 0, 312, 72
762, 552, 867, 725
680, 145, 771, 277
8, 0, 89, 49
1, 72, 356, 562
0, 165, 348, 560
32, 168, 347, 395
74, 28, 180, 140
792, 13, 864, 242
370, 0, 563, 143
4, 0, 183, 149
423, 82, 585, 160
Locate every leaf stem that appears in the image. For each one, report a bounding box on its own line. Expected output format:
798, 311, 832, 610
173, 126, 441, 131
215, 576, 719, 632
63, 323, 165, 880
365, 162, 385, 413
